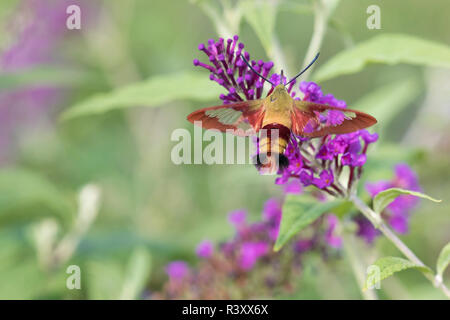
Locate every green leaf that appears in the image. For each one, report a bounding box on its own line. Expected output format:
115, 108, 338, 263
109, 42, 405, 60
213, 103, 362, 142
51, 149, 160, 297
373, 187, 441, 214
353, 78, 421, 130
60, 71, 223, 120
274, 195, 343, 251
119, 247, 152, 300
364, 256, 432, 290
240, 0, 278, 56
0, 168, 75, 227
331, 200, 353, 218
0, 66, 88, 90
314, 34, 450, 82
437, 243, 450, 278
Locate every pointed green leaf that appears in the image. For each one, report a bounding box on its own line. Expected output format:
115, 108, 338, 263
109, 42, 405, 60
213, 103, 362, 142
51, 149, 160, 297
274, 195, 343, 251
437, 243, 450, 278
373, 187, 441, 214
0, 66, 87, 90
364, 256, 432, 290
330, 200, 353, 218
314, 34, 450, 82
60, 71, 222, 120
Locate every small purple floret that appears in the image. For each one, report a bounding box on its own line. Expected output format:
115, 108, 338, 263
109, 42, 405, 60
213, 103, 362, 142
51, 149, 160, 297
196, 240, 214, 258
166, 261, 189, 280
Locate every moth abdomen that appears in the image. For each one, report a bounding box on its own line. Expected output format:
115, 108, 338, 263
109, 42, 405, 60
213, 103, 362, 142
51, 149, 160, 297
253, 152, 289, 175
258, 123, 290, 156
254, 123, 291, 174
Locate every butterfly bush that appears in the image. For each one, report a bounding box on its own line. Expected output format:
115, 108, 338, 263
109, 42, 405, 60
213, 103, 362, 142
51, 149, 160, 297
154, 199, 340, 299
193, 34, 421, 210
193, 35, 424, 239
164, 36, 425, 298
193, 35, 379, 197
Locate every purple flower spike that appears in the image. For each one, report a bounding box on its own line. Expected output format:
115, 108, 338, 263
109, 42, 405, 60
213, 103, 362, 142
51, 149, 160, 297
194, 36, 275, 103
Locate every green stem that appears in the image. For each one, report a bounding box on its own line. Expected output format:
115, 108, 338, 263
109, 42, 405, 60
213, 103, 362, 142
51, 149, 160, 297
270, 35, 290, 78
350, 193, 450, 299
342, 232, 378, 300
300, 0, 329, 84
203, 0, 289, 76
198, 0, 241, 39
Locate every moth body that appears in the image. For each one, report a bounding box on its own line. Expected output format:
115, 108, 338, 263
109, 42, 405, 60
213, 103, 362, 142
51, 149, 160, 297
187, 83, 377, 174
257, 85, 294, 174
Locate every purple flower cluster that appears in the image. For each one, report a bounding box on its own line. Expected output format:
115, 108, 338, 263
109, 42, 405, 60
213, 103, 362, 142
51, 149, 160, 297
194, 36, 378, 196
216, 199, 285, 272
355, 163, 422, 243
158, 198, 340, 299
276, 82, 378, 196
194, 35, 275, 104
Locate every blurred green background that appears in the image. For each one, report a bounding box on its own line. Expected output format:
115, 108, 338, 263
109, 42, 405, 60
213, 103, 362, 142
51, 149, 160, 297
0, 0, 449, 299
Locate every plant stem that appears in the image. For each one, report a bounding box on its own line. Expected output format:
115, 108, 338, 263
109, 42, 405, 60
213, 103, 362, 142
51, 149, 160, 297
271, 36, 290, 78
300, 0, 328, 83
342, 232, 378, 300
349, 193, 450, 299
200, 1, 238, 38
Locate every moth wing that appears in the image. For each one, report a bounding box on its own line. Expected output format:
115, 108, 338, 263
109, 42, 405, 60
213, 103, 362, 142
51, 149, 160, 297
187, 100, 264, 136
291, 100, 377, 138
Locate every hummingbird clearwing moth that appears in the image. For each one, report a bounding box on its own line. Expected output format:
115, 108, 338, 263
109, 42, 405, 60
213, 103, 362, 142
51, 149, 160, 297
187, 53, 377, 173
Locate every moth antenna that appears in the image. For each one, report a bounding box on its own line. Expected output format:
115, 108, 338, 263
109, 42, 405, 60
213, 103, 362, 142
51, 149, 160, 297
240, 54, 275, 86
286, 52, 320, 85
